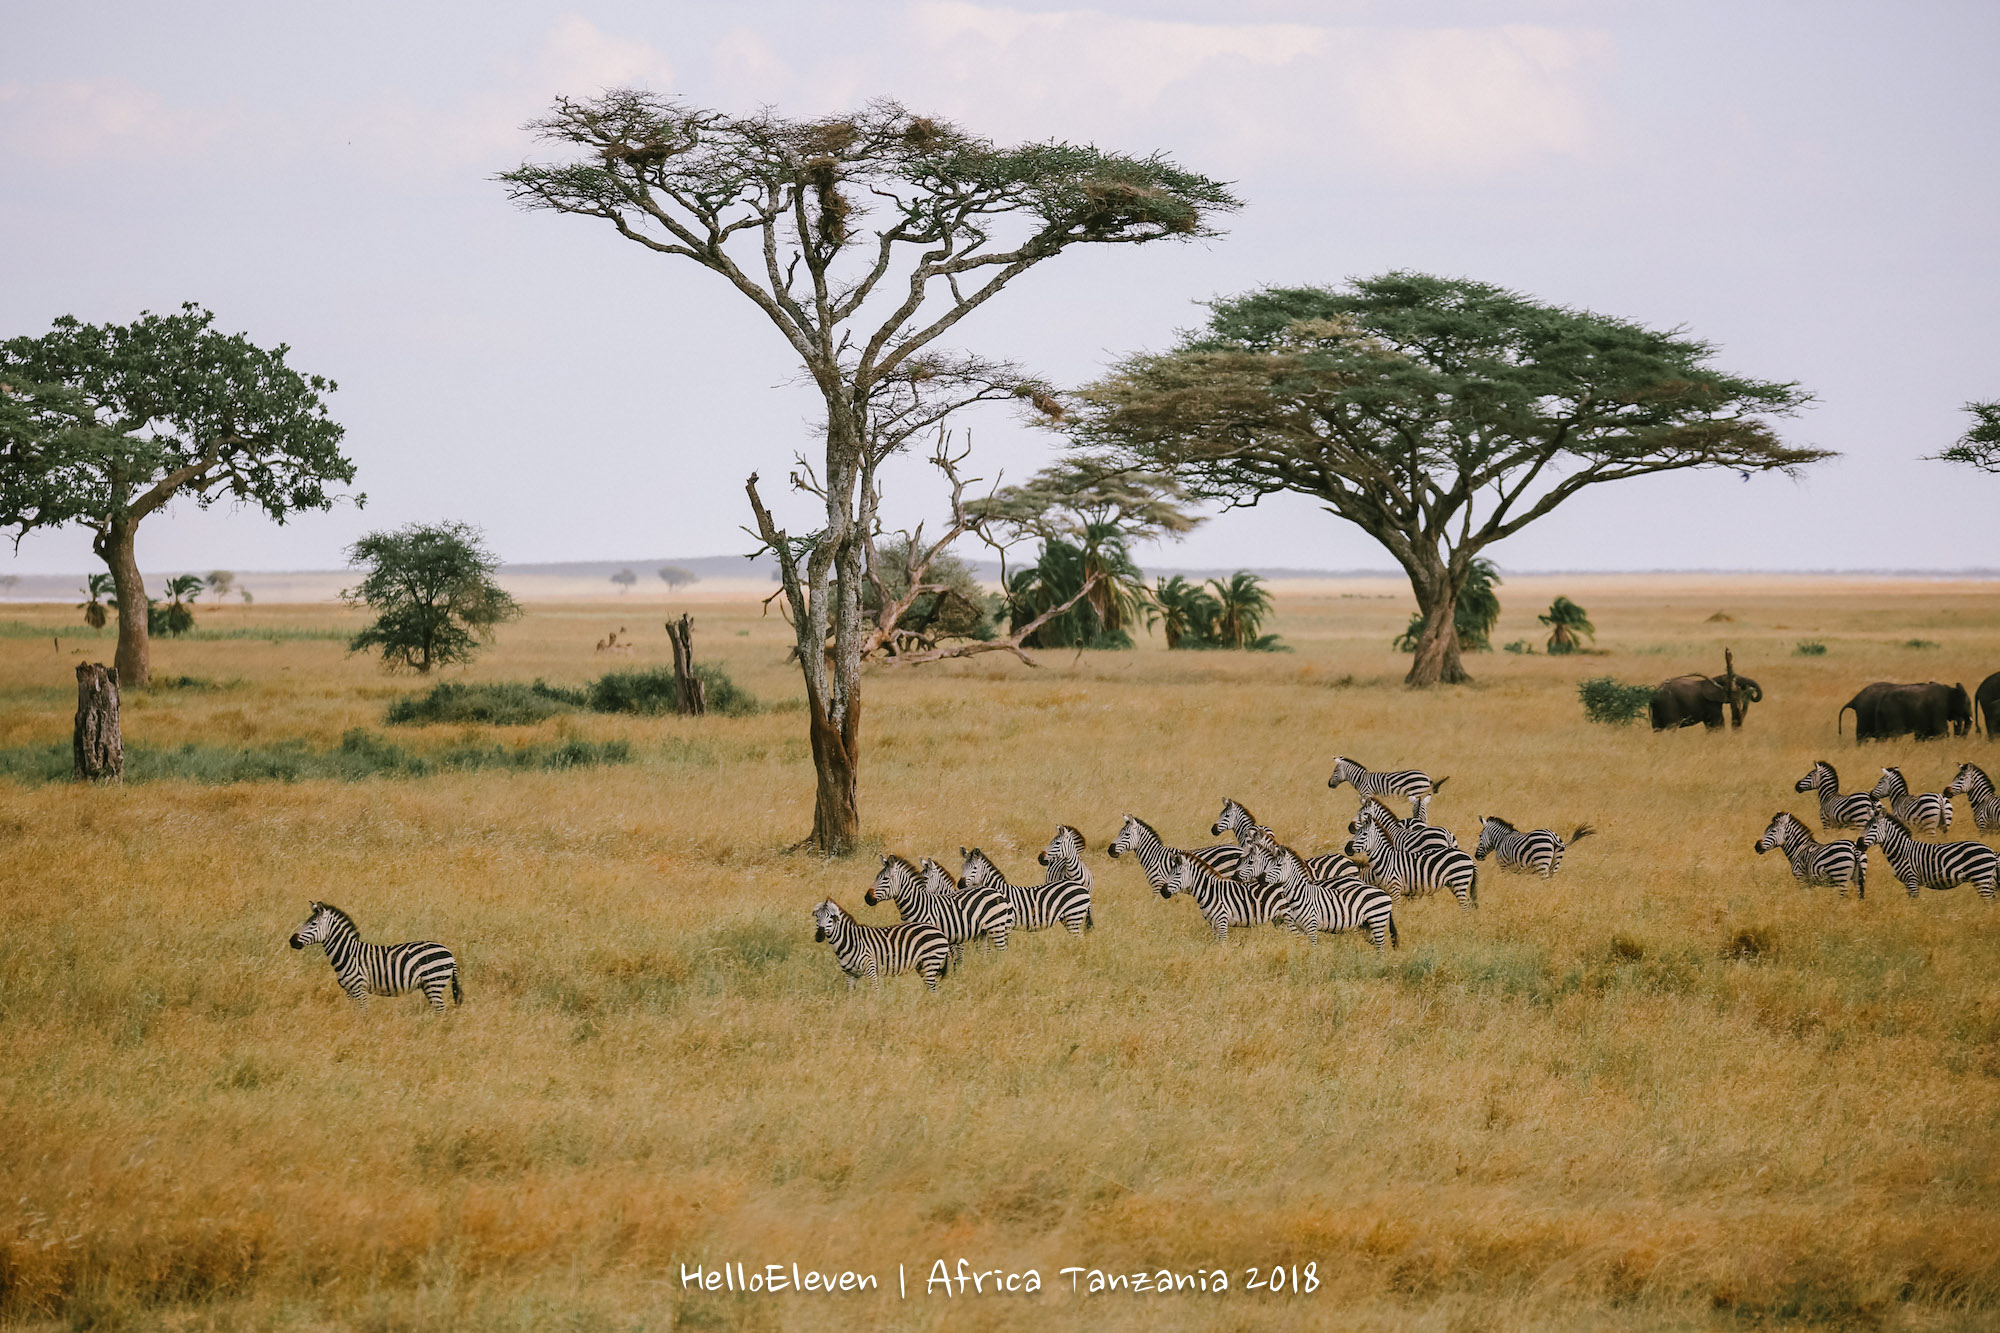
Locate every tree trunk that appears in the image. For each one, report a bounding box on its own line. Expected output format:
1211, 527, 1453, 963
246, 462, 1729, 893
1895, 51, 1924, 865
73, 662, 123, 781
1405, 571, 1471, 687
808, 691, 861, 852
100, 521, 151, 688
665, 614, 706, 716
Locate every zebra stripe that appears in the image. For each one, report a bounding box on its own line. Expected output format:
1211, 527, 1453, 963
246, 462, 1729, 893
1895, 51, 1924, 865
1110, 815, 1283, 939
288, 901, 461, 1012
1242, 841, 1398, 949
1349, 797, 1457, 855
1347, 817, 1479, 908
1859, 811, 1997, 900
961, 843, 1093, 935
1473, 816, 1593, 879
812, 899, 951, 991
1869, 767, 1952, 835
1945, 763, 2000, 834
1754, 812, 1865, 897
1212, 798, 1275, 846
1794, 760, 1877, 830
865, 855, 1013, 959
1327, 756, 1447, 806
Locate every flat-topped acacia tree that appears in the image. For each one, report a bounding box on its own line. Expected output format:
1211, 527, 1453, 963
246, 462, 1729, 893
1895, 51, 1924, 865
501, 93, 1237, 852
0, 305, 353, 686
1068, 274, 1829, 686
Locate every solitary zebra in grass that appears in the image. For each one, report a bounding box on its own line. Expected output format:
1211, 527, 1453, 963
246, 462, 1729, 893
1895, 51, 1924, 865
288, 901, 461, 1012
960, 845, 1093, 935
866, 855, 1012, 959
1753, 812, 1866, 897
811, 899, 951, 991
1473, 817, 1594, 879
1347, 816, 1479, 908
1326, 756, 1447, 808
1869, 767, 1953, 835
1211, 798, 1364, 884
1241, 840, 1398, 949
1161, 851, 1288, 941
1794, 760, 1877, 830
1944, 763, 2000, 834
1349, 798, 1456, 857
1859, 811, 1998, 900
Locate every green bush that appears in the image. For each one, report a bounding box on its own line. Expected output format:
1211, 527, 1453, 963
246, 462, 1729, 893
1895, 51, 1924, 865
588, 664, 758, 717
385, 680, 582, 726
1578, 676, 1654, 725
1794, 640, 1827, 657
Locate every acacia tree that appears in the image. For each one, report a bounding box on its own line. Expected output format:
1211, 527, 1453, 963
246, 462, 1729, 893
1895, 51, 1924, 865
502, 93, 1236, 851
345, 522, 521, 673
0, 305, 353, 685
1070, 273, 1826, 686
1931, 400, 2000, 471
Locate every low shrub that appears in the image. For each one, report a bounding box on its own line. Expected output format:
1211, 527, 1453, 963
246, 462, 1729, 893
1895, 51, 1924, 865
0, 730, 633, 786
588, 664, 758, 716
1794, 640, 1828, 656
385, 680, 581, 726
1578, 676, 1654, 725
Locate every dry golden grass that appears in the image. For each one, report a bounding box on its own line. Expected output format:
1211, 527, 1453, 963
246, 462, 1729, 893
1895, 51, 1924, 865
3, 579, 1999, 1330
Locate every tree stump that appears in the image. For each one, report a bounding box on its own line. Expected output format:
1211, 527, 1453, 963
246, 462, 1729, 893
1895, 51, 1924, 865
73, 662, 123, 781
665, 614, 706, 716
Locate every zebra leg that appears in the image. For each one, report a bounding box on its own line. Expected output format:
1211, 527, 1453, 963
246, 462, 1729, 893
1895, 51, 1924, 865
923, 961, 942, 993
424, 980, 446, 1012
991, 925, 1010, 952
1368, 922, 1385, 950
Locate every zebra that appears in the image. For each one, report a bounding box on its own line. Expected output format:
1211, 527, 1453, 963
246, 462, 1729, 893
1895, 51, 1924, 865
1212, 797, 1275, 845
1241, 840, 1398, 949
1945, 762, 2000, 834
288, 901, 461, 1012
1793, 760, 1877, 830
1346, 815, 1479, 908
1161, 850, 1288, 941
865, 854, 1013, 959
1858, 811, 1998, 901
1349, 797, 1456, 856
1037, 824, 1091, 878
961, 845, 1093, 935
1472, 817, 1594, 879
811, 899, 951, 991
1327, 756, 1447, 808
1869, 767, 1952, 836
1753, 812, 1865, 897
1211, 797, 1364, 882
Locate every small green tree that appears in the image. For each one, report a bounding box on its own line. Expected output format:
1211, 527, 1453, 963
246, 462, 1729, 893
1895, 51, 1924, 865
1147, 575, 1217, 648
1007, 526, 1147, 649
0, 305, 355, 685
205, 569, 235, 598
610, 568, 637, 594
345, 522, 521, 673
862, 537, 994, 647
1540, 596, 1595, 654
1931, 400, 2000, 472
657, 565, 698, 589
78, 572, 111, 628
1207, 571, 1274, 648
161, 573, 203, 637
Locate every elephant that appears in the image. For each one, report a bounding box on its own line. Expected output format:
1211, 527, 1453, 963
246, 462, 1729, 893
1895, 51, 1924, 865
1649, 673, 1763, 730
1838, 680, 1970, 742
1976, 672, 2000, 738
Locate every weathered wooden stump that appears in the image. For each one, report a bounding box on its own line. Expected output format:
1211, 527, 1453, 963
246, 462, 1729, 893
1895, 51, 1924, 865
665, 614, 706, 716
73, 661, 123, 781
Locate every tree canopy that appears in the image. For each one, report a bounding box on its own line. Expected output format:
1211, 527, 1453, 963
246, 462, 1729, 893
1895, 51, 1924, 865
1931, 400, 2000, 472
0, 304, 354, 684
502, 91, 1236, 850
345, 522, 521, 674
1068, 273, 1826, 685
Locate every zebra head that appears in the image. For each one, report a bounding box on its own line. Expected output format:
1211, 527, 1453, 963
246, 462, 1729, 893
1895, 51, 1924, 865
960, 847, 1000, 891
919, 857, 958, 895
1349, 819, 1390, 865
1108, 815, 1143, 860
1237, 838, 1275, 886
1162, 852, 1195, 899
1348, 797, 1398, 838
1264, 843, 1306, 888
289, 901, 335, 950
1326, 756, 1363, 791
1869, 768, 1909, 801
1038, 825, 1087, 867
865, 855, 920, 907
1754, 812, 1798, 855
1858, 809, 1899, 850
1212, 798, 1255, 839
1473, 816, 1516, 861
1795, 761, 1835, 795
1945, 763, 1988, 799
811, 899, 843, 943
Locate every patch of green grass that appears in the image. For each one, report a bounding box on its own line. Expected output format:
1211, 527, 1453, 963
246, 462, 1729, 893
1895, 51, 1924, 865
385, 679, 585, 725
587, 664, 759, 717
1794, 640, 1828, 656
0, 729, 633, 786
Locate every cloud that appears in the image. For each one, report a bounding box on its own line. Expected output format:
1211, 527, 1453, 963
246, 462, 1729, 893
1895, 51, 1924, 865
0, 77, 230, 160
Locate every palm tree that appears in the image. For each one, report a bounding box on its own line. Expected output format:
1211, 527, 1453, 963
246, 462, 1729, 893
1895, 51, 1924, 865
1207, 571, 1274, 649
78, 573, 112, 629
1007, 526, 1148, 650
1539, 596, 1595, 654
161, 573, 204, 637
1146, 575, 1218, 649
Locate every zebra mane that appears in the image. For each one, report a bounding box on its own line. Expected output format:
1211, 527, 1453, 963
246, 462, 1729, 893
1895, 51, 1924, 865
317, 902, 358, 932
1129, 814, 1166, 845
1871, 808, 1918, 839
1222, 799, 1255, 824
1055, 824, 1086, 849
1483, 815, 1518, 832
880, 853, 920, 875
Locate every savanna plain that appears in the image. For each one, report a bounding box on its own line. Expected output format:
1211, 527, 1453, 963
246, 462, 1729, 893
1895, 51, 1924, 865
3, 577, 1999, 1332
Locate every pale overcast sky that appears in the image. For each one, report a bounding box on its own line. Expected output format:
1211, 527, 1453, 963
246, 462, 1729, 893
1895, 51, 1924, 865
2, 1, 1995, 576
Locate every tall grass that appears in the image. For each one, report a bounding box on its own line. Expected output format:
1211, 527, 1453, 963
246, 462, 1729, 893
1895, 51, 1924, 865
3, 584, 1999, 1328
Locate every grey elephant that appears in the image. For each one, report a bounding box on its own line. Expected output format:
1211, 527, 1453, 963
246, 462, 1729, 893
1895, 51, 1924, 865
1649, 673, 1762, 730
1839, 680, 1969, 742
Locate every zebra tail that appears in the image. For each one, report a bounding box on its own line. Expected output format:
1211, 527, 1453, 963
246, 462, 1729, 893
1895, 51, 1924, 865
1432, 776, 1450, 795
1388, 915, 1399, 949
1085, 909, 1095, 932
1571, 825, 1596, 844
451, 971, 463, 1006
1468, 868, 1479, 906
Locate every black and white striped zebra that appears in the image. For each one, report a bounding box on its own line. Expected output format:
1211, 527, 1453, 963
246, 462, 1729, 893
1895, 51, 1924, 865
288, 901, 461, 1012
811, 899, 951, 991
1859, 811, 1998, 900
1161, 849, 1287, 941
1753, 811, 1865, 897
1212, 797, 1275, 845
1869, 767, 1952, 835
961, 844, 1093, 935
1349, 797, 1456, 856
1944, 763, 2000, 834
1327, 756, 1447, 808
1794, 760, 1877, 830
1211, 798, 1364, 883
1346, 815, 1479, 908
1472, 817, 1593, 879
866, 854, 1013, 959
1241, 840, 1398, 949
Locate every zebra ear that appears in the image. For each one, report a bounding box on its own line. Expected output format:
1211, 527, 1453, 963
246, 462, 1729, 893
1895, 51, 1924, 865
959, 847, 970, 859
